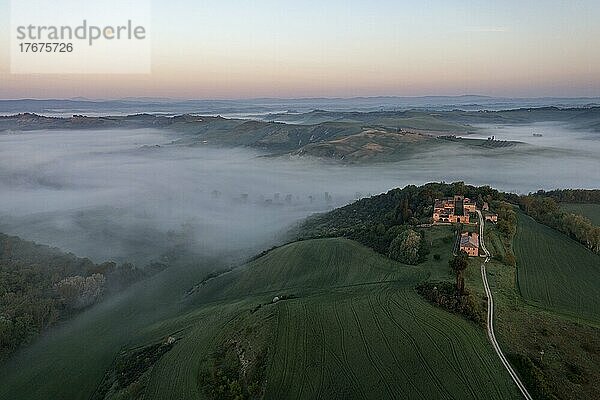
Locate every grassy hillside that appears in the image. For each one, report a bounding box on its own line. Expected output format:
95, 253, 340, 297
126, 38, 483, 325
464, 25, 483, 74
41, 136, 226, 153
561, 203, 600, 225
262, 110, 474, 132
129, 238, 520, 400
0, 256, 226, 400
514, 213, 600, 322
6, 182, 600, 400
263, 285, 513, 399
293, 128, 435, 162
0, 238, 520, 400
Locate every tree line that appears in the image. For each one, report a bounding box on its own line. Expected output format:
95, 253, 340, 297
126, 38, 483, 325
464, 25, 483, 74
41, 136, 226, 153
531, 189, 600, 204
519, 195, 600, 254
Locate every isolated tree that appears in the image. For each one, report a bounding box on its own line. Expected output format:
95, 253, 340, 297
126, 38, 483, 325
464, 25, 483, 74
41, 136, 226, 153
449, 251, 469, 294
388, 229, 421, 265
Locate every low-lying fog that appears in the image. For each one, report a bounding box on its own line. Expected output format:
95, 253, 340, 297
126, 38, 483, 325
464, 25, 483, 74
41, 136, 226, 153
1, 123, 599, 265
0, 122, 599, 398
471, 122, 600, 155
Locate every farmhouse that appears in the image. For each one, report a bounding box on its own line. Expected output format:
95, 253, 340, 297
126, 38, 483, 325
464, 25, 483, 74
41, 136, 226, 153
463, 198, 477, 213
460, 232, 480, 257
433, 195, 472, 223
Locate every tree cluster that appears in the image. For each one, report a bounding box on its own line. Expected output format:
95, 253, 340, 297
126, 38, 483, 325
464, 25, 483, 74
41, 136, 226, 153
388, 229, 427, 265
493, 201, 518, 266
532, 189, 600, 204
56, 274, 106, 309
298, 182, 509, 262
416, 281, 484, 325
0, 233, 146, 360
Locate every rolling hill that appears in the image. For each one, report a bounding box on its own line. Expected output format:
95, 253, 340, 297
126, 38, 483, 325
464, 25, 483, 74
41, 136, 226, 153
115, 238, 521, 400
0, 112, 525, 164
0, 238, 521, 400
264, 107, 600, 132
5, 183, 600, 400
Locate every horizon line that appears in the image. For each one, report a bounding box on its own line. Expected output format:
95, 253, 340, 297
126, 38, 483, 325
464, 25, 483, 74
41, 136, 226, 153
2, 94, 600, 102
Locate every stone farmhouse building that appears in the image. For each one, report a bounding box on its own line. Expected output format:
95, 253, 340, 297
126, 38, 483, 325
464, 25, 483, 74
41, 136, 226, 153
433, 195, 476, 224
460, 232, 480, 257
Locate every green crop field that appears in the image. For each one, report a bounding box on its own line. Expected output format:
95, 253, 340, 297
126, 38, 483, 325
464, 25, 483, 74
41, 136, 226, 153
134, 238, 520, 400
263, 286, 517, 399
514, 212, 600, 322
561, 203, 600, 225
0, 238, 520, 400
479, 223, 600, 400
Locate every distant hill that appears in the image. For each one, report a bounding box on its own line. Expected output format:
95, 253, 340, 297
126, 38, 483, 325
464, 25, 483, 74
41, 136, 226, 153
2, 96, 600, 116
265, 106, 600, 132
0, 112, 528, 163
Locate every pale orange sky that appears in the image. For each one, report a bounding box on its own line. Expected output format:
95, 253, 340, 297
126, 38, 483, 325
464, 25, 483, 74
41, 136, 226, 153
1, 0, 599, 99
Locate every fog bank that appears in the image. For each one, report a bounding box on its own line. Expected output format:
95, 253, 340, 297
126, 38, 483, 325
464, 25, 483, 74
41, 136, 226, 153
0, 125, 598, 264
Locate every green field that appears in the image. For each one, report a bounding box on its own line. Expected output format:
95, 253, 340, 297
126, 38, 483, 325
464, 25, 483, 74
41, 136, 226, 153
561, 203, 600, 225
263, 286, 512, 399
138, 238, 519, 400
478, 224, 600, 400
514, 212, 600, 322
0, 238, 520, 400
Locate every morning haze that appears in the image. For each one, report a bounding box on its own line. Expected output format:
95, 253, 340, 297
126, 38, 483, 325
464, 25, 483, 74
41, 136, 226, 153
1, 0, 600, 98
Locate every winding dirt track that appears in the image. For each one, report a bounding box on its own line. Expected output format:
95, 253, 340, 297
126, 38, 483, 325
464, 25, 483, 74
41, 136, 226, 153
477, 210, 534, 400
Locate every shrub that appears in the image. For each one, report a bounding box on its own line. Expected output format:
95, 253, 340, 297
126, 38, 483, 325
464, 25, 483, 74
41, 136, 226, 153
416, 281, 484, 325
507, 353, 554, 400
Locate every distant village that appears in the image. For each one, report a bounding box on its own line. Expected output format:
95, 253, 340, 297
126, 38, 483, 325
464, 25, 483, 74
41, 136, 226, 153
433, 195, 498, 257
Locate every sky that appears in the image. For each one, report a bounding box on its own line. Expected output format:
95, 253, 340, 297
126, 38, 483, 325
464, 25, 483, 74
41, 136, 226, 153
0, 0, 599, 99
